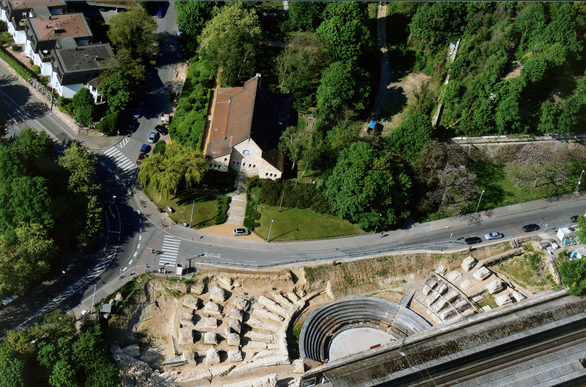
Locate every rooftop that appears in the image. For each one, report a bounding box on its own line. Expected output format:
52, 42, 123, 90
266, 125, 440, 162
54, 43, 113, 73
31, 13, 91, 41
10, 0, 64, 9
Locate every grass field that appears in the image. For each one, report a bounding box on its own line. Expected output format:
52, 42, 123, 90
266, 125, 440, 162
255, 204, 366, 241
495, 250, 559, 293
144, 186, 217, 228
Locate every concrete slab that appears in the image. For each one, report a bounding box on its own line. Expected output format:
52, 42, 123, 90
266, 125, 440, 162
329, 328, 395, 361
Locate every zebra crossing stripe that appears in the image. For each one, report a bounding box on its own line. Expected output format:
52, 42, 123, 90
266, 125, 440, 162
104, 147, 137, 172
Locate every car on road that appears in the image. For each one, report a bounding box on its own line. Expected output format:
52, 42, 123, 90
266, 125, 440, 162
136, 153, 147, 165
522, 224, 540, 232
148, 131, 158, 143
155, 125, 168, 135
465, 236, 483, 245
140, 144, 150, 154
484, 232, 504, 240
233, 228, 250, 236
571, 215, 579, 223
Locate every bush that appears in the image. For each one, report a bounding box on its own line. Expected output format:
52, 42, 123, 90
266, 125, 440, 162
96, 111, 120, 135
153, 140, 166, 154
0, 20, 6, 33
10, 43, 22, 52
214, 195, 229, 224
39, 75, 49, 84
57, 97, 73, 114
31, 65, 40, 75
0, 31, 11, 45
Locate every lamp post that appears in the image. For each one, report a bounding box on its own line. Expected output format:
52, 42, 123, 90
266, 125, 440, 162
476, 189, 485, 212
374, 213, 382, 234
267, 219, 274, 243
575, 169, 585, 194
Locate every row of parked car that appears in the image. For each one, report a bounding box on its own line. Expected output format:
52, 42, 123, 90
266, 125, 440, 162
464, 215, 581, 245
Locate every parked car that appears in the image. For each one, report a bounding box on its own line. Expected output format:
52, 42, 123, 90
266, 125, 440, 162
522, 224, 540, 232
133, 106, 142, 118
155, 125, 168, 135
148, 131, 158, 143
128, 119, 139, 132
571, 215, 579, 223
1, 294, 18, 306
140, 144, 150, 154
465, 236, 483, 245
484, 232, 504, 240
233, 228, 250, 236
136, 153, 146, 165
156, 6, 164, 18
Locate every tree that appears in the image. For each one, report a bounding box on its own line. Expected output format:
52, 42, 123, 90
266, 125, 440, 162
316, 60, 370, 125
58, 142, 98, 195
138, 142, 206, 199
49, 359, 77, 387
0, 346, 24, 387
199, 3, 262, 86
276, 32, 327, 110
99, 71, 133, 113
386, 113, 434, 164
433, 166, 479, 216
504, 143, 570, 195
576, 215, 586, 245
316, 2, 370, 62
324, 141, 411, 230
175, 1, 216, 52
71, 88, 94, 126
409, 3, 467, 51
287, 2, 325, 31
559, 257, 586, 296
104, 49, 145, 86
278, 125, 308, 170
536, 100, 561, 134
107, 9, 156, 58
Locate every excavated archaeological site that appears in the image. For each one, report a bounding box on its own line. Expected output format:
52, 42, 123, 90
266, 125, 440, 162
108, 240, 560, 386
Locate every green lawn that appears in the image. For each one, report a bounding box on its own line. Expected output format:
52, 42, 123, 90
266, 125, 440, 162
255, 204, 366, 241
144, 186, 217, 228
470, 161, 582, 210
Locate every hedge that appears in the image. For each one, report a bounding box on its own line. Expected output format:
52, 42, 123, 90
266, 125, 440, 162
258, 179, 331, 214
0, 46, 35, 80
214, 195, 229, 224
243, 184, 261, 231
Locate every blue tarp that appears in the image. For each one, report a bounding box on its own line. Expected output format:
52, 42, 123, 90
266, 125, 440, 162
368, 120, 377, 129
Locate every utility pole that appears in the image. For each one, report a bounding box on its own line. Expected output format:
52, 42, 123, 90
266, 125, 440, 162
575, 169, 585, 194
267, 219, 274, 243
189, 199, 195, 227
476, 189, 485, 212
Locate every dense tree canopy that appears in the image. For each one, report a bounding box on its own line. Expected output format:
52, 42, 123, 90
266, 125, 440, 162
316, 2, 370, 62
175, 1, 216, 52
71, 88, 94, 127
199, 3, 262, 86
324, 142, 411, 230
386, 113, 434, 165
99, 71, 133, 114
287, 2, 325, 31
107, 8, 157, 58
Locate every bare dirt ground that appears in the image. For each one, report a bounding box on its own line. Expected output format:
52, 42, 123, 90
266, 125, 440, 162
502, 60, 522, 80
379, 72, 432, 135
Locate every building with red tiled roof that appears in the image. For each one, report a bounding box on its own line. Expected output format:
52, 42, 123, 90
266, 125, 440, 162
204, 74, 291, 180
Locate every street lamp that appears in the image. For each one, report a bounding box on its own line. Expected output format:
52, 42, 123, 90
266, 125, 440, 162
575, 169, 585, 194
476, 189, 485, 212
374, 213, 382, 234
267, 219, 274, 243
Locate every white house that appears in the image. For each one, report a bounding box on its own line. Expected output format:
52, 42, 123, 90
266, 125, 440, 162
0, 0, 65, 45
204, 74, 291, 179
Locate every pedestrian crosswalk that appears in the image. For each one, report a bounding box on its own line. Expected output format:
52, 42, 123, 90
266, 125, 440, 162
118, 137, 130, 148
159, 234, 181, 266
104, 146, 136, 174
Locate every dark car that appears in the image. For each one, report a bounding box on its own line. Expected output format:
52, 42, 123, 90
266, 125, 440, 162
522, 224, 540, 232
140, 144, 150, 154
136, 153, 146, 165
133, 106, 141, 118
465, 237, 483, 245
156, 6, 164, 18
155, 125, 168, 135
571, 215, 579, 223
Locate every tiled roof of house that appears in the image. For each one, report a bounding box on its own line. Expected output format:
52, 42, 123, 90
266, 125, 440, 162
31, 13, 91, 41
206, 76, 259, 158
10, 0, 64, 9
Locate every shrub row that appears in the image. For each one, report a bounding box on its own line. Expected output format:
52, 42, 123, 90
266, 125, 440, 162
257, 178, 331, 214
214, 195, 229, 224
243, 184, 261, 231
0, 46, 35, 80
169, 58, 216, 149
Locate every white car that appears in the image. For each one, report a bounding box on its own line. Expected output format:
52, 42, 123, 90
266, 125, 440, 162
484, 232, 504, 240
233, 228, 250, 236
148, 131, 158, 143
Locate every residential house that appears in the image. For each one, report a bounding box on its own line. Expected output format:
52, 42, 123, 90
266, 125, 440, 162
0, 0, 65, 44
24, 13, 92, 76
204, 74, 291, 179
50, 43, 113, 100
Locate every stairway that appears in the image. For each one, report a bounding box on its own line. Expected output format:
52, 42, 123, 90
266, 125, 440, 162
225, 174, 248, 226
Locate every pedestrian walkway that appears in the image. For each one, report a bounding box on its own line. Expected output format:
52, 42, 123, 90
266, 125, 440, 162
225, 174, 248, 225
103, 146, 137, 175
159, 234, 181, 267
118, 137, 130, 148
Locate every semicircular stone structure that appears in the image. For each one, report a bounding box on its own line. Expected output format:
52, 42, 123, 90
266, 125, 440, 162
299, 296, 431, 364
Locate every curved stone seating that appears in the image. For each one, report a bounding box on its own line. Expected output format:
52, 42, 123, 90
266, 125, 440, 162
299, 297, 431, 363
